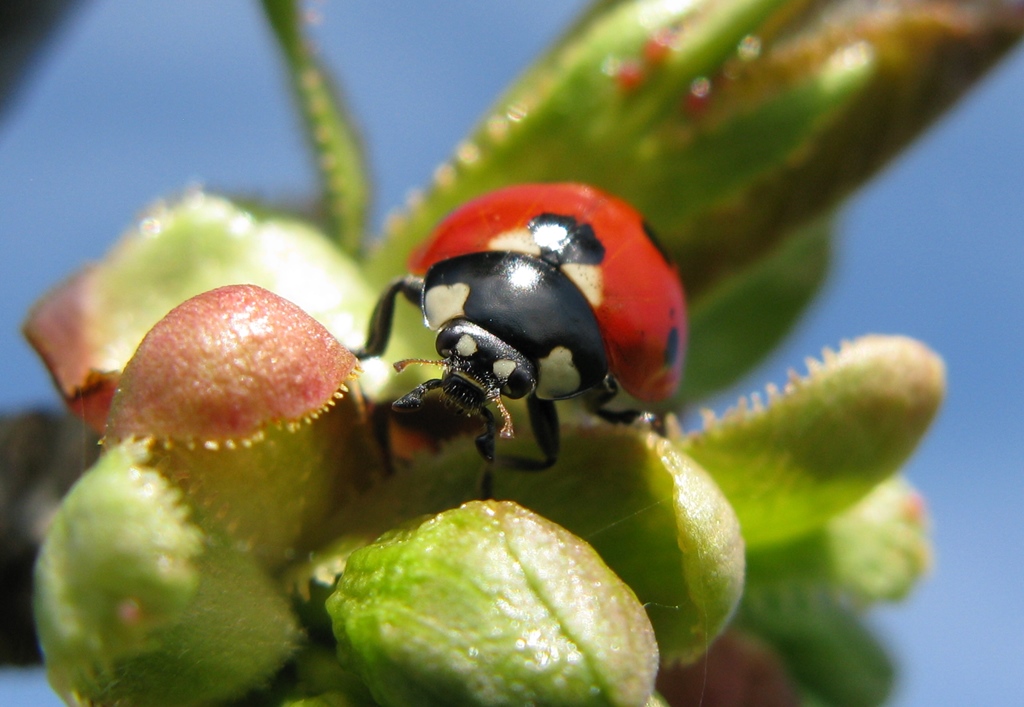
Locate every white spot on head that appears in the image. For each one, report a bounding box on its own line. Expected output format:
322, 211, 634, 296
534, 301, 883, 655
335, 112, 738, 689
424, 283, 471, 330
488, 228, 541, 255
493, 359, 517, 381
536, 346, 581, 399
456, 334, 478, 357
560, 263, 604, 307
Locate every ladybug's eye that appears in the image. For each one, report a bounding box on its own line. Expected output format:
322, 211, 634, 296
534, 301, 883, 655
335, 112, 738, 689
502, 363, 535, 399
436, 328, 473, 359
436, 329, 454, 357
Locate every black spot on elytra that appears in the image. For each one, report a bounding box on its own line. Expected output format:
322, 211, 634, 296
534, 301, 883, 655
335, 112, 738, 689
528, 213, 605, 267
664, 326, 681, 368
642, 220, 673, 265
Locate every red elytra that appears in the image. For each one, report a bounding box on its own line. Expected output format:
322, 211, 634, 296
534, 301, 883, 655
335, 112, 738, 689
409, 183, 686, 402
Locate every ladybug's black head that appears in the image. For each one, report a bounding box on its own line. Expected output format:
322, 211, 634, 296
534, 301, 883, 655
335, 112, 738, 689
435, 320, 537, 411
393, 319, 536, 440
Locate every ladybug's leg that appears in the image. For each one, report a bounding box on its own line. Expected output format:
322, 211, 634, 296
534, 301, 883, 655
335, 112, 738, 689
476, 407, 498, 462
524, 395, 560, 469
352, 275, 424, 359
487, 396, 560, 474
392, 378, 443, 411
475, 408, 498, 500
587, 376, 663, 431
479, 397, 561, 495
476, 398, 559, 470
474, 397, 559, 499
476, 396, 560, 498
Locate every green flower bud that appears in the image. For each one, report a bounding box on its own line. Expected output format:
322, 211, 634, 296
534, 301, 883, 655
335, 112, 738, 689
105, 284, 382, 567
683, 335, 945, 546
34, 442, 300, 706
23, 193, 385, 429
329, 500, 659, 707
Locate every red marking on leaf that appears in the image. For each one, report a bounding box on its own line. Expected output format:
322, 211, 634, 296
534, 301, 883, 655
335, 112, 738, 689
67, 371, 120, 433
615, 59, 646, 92
23, 268, 114, 431
904, 490, 928, 524
643, 28, 675, 66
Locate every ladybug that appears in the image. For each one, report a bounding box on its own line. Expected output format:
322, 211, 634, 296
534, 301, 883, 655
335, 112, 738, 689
356, 183, 686, 471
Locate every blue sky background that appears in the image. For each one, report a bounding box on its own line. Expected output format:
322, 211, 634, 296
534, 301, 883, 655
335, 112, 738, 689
1, 2, 1021, 704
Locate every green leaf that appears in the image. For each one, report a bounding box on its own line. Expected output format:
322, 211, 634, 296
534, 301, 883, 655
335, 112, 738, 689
274, 695, 373, 707
682, 335, 944, 547
738, 587, 894, 707
260, 0, 371, 252
135, 408, 379, 570
34, 442, 300, 706
328, 500, 659, 707
682, 212, 832, 400
89, 194, 375, 353
747, 475, 932, 605
34, 443, 203, 675
492, 428, 745, 663
302, 424, 744, 665
83, 535, 301, 707
23, 193, 397, 425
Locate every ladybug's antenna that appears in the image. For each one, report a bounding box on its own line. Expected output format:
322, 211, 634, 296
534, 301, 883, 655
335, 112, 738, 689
393, 358, 444, 374
490, 394, 515, 439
